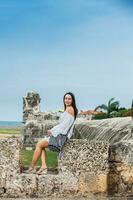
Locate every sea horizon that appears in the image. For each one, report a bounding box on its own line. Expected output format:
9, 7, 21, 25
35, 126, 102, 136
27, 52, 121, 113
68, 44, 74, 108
0, 121, 22, 127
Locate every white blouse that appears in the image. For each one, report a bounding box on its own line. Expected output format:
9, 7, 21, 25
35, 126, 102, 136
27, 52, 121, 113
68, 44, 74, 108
50, 111, 75, 139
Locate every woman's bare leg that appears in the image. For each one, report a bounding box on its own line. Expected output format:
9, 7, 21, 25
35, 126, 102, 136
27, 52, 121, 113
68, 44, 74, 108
36, 148, 48, 174
30, 140, 49, 168
41, 148, 47, 168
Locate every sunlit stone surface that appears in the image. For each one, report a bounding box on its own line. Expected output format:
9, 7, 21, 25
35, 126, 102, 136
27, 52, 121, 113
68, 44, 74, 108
0, 92, 132, 198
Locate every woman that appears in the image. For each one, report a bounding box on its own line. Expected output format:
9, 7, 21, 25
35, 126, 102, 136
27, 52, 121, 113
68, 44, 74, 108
27, 92, 78, 175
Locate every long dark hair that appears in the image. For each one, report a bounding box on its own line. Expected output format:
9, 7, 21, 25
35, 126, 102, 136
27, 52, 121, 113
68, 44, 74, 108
131, 100, 133, 118
63, 92, 78, 120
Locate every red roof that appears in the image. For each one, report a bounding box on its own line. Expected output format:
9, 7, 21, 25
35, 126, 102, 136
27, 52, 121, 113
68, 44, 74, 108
79, 110, 102, 115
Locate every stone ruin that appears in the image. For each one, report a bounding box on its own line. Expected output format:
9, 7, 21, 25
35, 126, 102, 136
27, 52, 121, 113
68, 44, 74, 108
0, 91, 132, 198
21, 91, 60, 149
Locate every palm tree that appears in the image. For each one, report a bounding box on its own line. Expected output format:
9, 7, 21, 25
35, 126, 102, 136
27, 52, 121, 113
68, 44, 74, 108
94, 98, 120, 118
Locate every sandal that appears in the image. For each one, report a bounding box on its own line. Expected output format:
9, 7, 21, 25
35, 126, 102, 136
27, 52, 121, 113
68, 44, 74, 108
26, 166, 36, 174
37, 167, 48, 175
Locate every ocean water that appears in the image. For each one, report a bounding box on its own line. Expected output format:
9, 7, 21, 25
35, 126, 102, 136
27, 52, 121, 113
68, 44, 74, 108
0, 121, 22, 127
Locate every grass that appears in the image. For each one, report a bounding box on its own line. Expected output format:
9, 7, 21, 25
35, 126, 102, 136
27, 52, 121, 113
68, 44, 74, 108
21, 149, 58, 169
0, 128, 20, 134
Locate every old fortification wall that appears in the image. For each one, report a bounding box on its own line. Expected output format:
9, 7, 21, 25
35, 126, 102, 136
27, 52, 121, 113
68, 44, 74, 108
0, 91, 132, 198
0, 138, 132, 198
0, 138, 109, 198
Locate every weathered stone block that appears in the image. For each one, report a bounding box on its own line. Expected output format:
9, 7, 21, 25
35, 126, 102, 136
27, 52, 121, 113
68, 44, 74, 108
79, 172, 108, 194
5, 173, 37, 198
0, 138, 22, 189
58, 139, 109, 176
37, 171, 79, 197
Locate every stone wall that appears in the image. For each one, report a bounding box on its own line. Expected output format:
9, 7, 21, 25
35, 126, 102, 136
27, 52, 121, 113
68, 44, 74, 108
21, 91, 61, 149
0, 138, 22, 196
0, 138, 110, 198
108, 140, 133, 196
0, 91, 132, 198
58, 139, 110, 195
0, 138, 132, 198
71, 117, 133, 197
73, 117, 132, 143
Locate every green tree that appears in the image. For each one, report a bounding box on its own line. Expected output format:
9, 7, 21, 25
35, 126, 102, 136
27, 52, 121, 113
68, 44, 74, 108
94, 98, 120, 118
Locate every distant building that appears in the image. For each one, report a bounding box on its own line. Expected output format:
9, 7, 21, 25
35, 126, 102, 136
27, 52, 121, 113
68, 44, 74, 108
79, 109, 102, 120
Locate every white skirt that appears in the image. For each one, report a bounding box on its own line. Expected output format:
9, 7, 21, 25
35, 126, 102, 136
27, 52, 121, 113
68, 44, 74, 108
43, 135, 50, 142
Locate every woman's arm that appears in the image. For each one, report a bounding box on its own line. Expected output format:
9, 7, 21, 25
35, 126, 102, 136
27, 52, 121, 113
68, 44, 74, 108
50, 115, 74, 137
46, 107, 74, 137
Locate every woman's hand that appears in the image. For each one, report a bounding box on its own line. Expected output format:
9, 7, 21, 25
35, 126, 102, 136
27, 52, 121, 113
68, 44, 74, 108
46, 130, 52, 136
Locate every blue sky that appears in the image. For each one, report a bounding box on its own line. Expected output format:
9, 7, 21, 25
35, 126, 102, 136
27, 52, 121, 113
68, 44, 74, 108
0, 0, 133, 121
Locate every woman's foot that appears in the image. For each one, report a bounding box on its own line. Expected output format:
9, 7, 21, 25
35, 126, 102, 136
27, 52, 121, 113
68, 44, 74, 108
26, 166, 36, 174
37, 166, 48, 175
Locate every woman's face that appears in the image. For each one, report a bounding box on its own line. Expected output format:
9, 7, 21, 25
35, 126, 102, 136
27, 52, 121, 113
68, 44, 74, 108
64, 94, 73, 106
